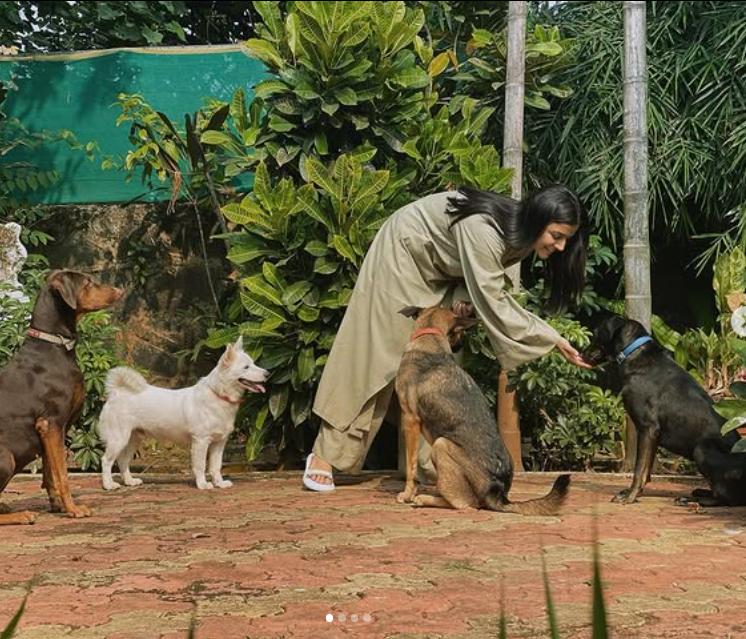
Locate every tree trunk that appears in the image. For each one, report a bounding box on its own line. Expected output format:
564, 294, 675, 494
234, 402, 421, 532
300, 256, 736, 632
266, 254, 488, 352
498, 0, 528, 471
623, 0, 650, 470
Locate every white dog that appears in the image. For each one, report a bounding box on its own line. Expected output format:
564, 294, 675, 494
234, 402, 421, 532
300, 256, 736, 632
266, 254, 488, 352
98, 337, 268, 490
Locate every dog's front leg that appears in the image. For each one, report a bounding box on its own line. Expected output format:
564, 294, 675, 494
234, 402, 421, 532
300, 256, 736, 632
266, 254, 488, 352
191, 436, 213, 490
41, 450, 64, 512
35, 418, 91, 518
613, 427, 658, 504
208, 438, 232, 489
397, 411, 421, 504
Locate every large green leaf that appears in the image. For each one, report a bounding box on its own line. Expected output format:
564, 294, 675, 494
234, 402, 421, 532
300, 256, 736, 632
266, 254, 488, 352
525, 41, 564, 57
200, 130, 235, 147
238, 321, 284, 339
257, 347, 296, 370
305, 156, 340, 198
204, 326, 241, 349
298, 305, 321, 322
290, 392, 314, 426
714, 399, 746, 421
340, 22, 369, 48
243, 39, 285, 68
721, 415, 746, 436
392, 67, 431, 89
304, 240, 329, 257
730, 381, 746, 399
230, 87, 248, 131
253, 79, 290, 100
240, 292, 285, 322
283, 281, 314, 306
296, 183, 335, 230
227, 242, 273, 265
297, 347, 316, 382
354, 170, 389, 203
331, 235, 358, 264
243, 276, 283, 306
269, 385, 290, 419
254, 1, 284, 42
313, 257, 339, 274
263, 262, 285, 293
253, 162, 271, 207
298, 11, 326, 45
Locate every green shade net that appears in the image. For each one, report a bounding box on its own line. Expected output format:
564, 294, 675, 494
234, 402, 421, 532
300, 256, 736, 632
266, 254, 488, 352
0, 45, 265, 204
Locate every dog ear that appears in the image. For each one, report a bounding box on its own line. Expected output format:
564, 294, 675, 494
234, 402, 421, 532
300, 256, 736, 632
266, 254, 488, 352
608, 314, 628, 337
399, 306, 423, 319
456, 316, 478, 329
49, 270, 83, 310
451, 316, 478, 340
221, 341, 237, 367
234, 335, 244, 352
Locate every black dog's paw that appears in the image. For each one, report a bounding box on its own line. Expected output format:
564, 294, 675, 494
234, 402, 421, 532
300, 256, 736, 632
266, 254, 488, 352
611, 489, 638, 504
691, 488, 714, 499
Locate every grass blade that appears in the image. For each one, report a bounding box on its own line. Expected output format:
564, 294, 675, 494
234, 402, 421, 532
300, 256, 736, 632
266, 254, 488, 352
541, 554, 561, 639
1, 595, 27, 639
591, 541, 609, 639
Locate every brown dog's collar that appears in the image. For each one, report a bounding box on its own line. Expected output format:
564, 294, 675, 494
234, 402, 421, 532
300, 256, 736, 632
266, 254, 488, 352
27, 328, 76, 351
210, 386, 243, 405
411, 328, 444, 342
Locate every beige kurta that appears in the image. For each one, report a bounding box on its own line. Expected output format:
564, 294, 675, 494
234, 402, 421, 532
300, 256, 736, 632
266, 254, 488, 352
312, 191, 561, 432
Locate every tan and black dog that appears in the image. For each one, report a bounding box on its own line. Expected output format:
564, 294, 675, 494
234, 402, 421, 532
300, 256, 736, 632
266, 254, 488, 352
395, 306, 570, 514
0, 270, 123, 525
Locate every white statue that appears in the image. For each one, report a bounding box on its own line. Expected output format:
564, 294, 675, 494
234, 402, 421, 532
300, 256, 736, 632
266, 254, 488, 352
0, 222, 29, 303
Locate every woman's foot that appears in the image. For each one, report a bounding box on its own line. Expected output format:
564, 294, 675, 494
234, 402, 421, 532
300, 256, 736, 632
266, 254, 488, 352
303, 453, 335, 492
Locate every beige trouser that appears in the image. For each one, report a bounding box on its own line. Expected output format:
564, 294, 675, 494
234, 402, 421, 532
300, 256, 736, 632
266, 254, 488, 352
313, 382, 436, 478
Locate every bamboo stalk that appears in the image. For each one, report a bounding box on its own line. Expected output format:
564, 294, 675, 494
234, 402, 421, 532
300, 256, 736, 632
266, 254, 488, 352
498, 0, 528, 471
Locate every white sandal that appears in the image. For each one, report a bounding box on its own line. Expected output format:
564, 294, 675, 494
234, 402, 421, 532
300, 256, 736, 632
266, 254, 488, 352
303, 453, 335, 492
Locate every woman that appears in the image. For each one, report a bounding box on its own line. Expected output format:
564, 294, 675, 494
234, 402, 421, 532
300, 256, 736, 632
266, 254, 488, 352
303, 185, 591, 491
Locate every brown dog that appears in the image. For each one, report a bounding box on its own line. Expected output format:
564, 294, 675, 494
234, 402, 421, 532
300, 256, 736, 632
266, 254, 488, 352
395, 306, 570, 514
0, 270, 123, 525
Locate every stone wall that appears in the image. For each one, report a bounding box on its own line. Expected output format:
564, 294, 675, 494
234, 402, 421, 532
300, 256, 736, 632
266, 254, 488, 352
42, 203, 230, 385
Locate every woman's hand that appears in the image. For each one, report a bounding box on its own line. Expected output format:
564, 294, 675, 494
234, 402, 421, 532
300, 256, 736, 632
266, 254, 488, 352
452, 300, 476, 318
556, 337, 593, 369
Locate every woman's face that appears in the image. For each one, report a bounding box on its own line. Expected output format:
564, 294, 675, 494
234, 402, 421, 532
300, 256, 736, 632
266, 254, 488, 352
532, 223, 578, 259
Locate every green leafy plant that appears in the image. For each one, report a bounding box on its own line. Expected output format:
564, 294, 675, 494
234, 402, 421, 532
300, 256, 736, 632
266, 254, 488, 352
715, 337, 746, 454
511, 319, 624, 470
651, 249, 745, 398
118, 0, 574, 462
199, 0, 521, 458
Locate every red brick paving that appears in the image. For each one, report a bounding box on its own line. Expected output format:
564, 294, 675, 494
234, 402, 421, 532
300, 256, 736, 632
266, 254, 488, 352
1, 471, 746, 639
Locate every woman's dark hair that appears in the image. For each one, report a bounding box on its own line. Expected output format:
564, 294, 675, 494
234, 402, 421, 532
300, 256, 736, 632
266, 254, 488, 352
447, 185, 587, 314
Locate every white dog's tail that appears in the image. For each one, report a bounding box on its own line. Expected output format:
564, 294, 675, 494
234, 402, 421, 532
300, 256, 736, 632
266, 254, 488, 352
105, 366, 149, 396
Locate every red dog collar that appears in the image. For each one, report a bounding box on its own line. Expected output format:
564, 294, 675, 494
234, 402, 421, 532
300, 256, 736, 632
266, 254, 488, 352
210, 387, 243, 405
411, 328, 444, 341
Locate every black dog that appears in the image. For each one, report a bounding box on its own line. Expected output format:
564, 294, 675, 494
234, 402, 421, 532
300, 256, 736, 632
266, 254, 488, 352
583, 314, 746, 506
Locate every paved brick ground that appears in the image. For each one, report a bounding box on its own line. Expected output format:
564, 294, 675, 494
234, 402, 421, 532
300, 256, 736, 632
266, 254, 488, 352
2, 471, 746, 639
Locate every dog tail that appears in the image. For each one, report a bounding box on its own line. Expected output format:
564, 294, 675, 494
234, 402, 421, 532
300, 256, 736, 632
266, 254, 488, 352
105, 366, 149, 396
486, 474, 571, 516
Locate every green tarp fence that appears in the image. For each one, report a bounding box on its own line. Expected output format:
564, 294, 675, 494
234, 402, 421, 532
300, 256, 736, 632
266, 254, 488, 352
0, 44, 266, 204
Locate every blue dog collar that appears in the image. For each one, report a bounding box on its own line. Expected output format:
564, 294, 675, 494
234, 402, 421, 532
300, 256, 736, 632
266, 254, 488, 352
615, 336, 653, 364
